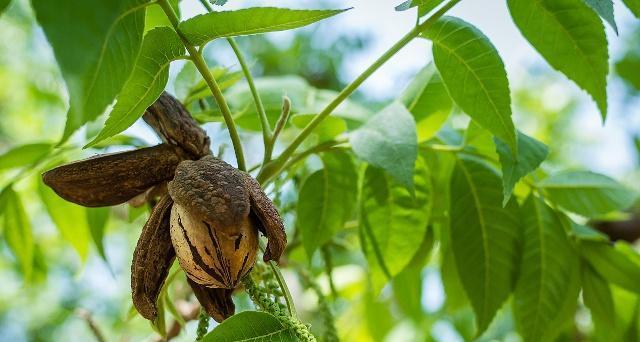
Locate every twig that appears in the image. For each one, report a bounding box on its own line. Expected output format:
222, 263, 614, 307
75, 308, 107, 342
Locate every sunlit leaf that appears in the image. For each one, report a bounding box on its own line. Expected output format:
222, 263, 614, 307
392, 228, 434, 321
507, 0, 609, 119
0, 143, 52, 171
297, 151, 357, 257
179, 7, 348, 46
291, 114, 347, 141
202, 311, 296, 341
424, 16, 516, 155
145, 0, 180, 32
495, 131, 548, 206
32, 0, 147, 143
513, 195, 579, 342
360, 158, 431, 294
537, 171, 636, 217
87, 27, 186, 147
399, 63, 452, 142
0, 186, 33, 281
449, 156, 520, 333
351, 102, 418, 190
583, 0, 618, 33
38, 180, 90, 261
87, 207, 110, 262
581, 241, 640, 294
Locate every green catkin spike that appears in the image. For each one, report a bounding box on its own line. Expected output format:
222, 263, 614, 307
195, 309, 210, 341
299, 269, 339, 342
242, 275, 317, 342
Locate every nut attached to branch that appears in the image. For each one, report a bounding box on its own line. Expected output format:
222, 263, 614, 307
42, 93, 286, 323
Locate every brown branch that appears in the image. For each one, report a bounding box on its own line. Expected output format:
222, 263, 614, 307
75, 308, 107, 342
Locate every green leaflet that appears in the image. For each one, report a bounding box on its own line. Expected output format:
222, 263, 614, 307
38, 181, 90, 262
179, 7, 348, 46
86, 207, 110, 263
224, 76, 370, 131
297, 151, 357, 257
87, 27, 186, 147
399, 63, 452, 142
351, 102, 418, 191
423, 16, 516, 155
581, 241, 640, 294
0, 187, 33, 282
513, 196, 579, 342
537, 171, 637, 217
623, 0, 640, 18
32, 0, 147, 143
449, 156, 520, 334
616, 53, 640, 92
582, 263, 617, 331
291, 114, 347, 142
145, 0, 180, 32
360, 158, 432, 295
202, 311, 296, 341
507, 0, 609, 119
0, 143, 52, 170
495, 131, 548, 206
583, 0, 618, 33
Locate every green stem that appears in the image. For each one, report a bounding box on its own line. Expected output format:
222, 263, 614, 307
158, 0, 246, 171
259, 243, 297, 317
227, 38, 272, 152
196, 0, 270, 167
257, 0, 461, 183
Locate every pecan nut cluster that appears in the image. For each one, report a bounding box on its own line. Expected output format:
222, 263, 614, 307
42, 93, 286, 322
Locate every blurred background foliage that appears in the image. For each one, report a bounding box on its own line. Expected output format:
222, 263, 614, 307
0, 0, 639, 341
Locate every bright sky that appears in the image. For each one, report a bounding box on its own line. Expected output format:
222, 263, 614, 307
178, 0, 640, 176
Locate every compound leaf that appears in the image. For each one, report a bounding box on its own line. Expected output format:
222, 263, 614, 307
202, 311, 296, 342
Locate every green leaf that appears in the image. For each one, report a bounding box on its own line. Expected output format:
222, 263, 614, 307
297, 151, 357, 257
351, 102, 418, 191
622, 0, 640, 18
145, 0, 180, 32
212, 0, 228, 5
0, 187, 33, 281
86, 207, 110, 262
38, 180, 90, 261
580, 241, 640, 294
32, 0, 147, 143
616, 53, 640, 91
423, 16, 516, 155
571, 222, 609, 242
179, 7, 348, 46
202, 311, 296, 342
507, 0, 609, 119
449, 156, 520, 334
87, 27, 186, 147
537, 171, 637, 217
582, 263, 617, 330
360, 158, 432, 295
399, 63, 452, 142
291, 114, 347, 142
583, 0, 618, 33
513, 195, 579, 342
495, 131, 548, 206
392, 228, 434, 321
0, 143, 52, 171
